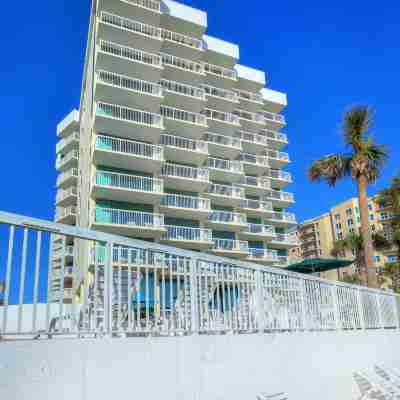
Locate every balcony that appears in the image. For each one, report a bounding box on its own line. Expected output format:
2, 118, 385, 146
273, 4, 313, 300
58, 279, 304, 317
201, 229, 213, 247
56, 187, 78, 207
207, 211, 247, 232
160, 105, 207, 139
93, 135, 163, 173
246, 248, 279, 264
91, 208, 166, 238
203, 132, 242, 159
95, 70, 163, 112
267, 212, 297, 227
161, 52, 204, 84
52, 245, 74, 261
95, 102, 163, 143
263, 189, 295, 208
56, 168, 78, 189
206, 157, 244, 182
57, 110, 79, 138
260, 129, 288, 150
203, 62, 237, 89
239, 175, 270, 196
161, 226, 213, 249
266, 149, 290, 168
160, 79, 205, 111
92, 171, 163, 205
235, 89, 264, 112
107, 0, 162, 25
55, 206, 77, 225
160, 194, 210, 220
202, 84, 239, 112
239, 152, 269, 175
56, 132, 79, 154
160, 134, 208, 165
270, 234, 299, 249
97, 40, 163, 82
233, 109, 265, 131
238, 199, 273, 217
97, 12, 163, 53
212, 239, 249, 258
205, 183, 245, 207
239, 224, 275, 241
56, 150, 79, 172
236, 130, 268, 154
161, 163, 209, 191
161, 27, 204, 60
264, 169, 292, 189
202, 108, 240, 135
263, 111, 286, 130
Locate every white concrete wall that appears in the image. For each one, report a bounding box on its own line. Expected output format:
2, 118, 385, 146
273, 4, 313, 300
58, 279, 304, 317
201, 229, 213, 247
1, 331, 399, 399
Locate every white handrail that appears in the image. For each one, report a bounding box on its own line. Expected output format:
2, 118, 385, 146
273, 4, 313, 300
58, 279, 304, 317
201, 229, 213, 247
161, 134, 208, 153
162, 225, 212, 242
161, 194, 210, 211
161, 105, 207, 126
161, 52, 204, 74
207, 157, 244, 174
161, 163, 209, 182
160, 79, 205, 99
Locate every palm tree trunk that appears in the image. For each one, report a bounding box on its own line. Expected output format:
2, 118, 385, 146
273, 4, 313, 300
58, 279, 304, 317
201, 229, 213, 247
358, 175, 378, 288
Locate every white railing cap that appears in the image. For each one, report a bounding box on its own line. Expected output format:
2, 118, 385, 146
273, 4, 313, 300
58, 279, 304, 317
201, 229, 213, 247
203, 35, 239, 59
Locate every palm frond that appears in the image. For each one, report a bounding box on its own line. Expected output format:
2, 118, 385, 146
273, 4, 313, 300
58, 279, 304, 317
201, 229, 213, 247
309, 154, 351, 187
343, 105, 373, 149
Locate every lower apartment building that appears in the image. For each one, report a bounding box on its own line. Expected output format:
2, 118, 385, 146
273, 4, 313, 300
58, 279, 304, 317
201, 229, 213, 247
52, 0, 299, 301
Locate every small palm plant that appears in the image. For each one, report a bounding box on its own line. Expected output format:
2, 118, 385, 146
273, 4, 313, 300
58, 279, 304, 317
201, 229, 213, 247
309, 106, 387, 287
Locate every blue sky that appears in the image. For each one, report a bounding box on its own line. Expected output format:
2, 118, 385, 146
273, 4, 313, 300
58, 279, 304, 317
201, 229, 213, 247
0, 0, 399, 224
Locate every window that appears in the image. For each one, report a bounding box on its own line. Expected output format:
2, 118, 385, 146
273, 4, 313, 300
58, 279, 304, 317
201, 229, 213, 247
334, 214, 341, 221
388, 255, 398, 263
374, 256, 381, 263
368, 204, 373, 211
369, 214, 374, 221
347, 219, 354, 227
349, 227, 355, 233
355, 206, 360, 215
346, 208, 353, 216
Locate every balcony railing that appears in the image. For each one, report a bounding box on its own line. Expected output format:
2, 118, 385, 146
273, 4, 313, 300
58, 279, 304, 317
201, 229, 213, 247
239, 153, 269, 167
213, 239, 249, 253
260, 129, 288, 144
55, 206, 77, 220
95, 135, 163, 160
202, 84, 239, 103
266, 149, 290, 162
162, 226, 212, 242
56, 187, 78, 204
122, 0, 161, 12
240, 176, 270, 189
160, 79, 205, 100
208, 211, 246, 225
94, 207, 164, 228
263, 112, 286, 125
207, 183, 244, 199
233, 109, 265, 124
234, 89, 263, 104
240, 199, 273, 212
161, 28, 203, 50
161, 163, 209, 182
97, 70, 163, 97
99, 40, 162, 67
161, 53, 204, 75
161, 105, 207, 126
265, 169, 292, 182
96, 102, 163, 128
204, 132, 242, 150
235, 130, 268, 147
207, 157, 244, 174
248, 248, 278, 262
56, 168, 78, 187
95, 171, 163, 194
56, 150, 79, 169
161, 134, 208, 154
56, 132, 79, 154
202, 108, 240, 125
161, 194, 210, 211
100, 12, 162, 39
203, 62, 237, 80
246, 224, 275, 236
264, 189, 294, 203
269, 212, 297, 224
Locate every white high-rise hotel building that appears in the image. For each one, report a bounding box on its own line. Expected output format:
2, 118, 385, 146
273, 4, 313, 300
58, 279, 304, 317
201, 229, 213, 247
54, 0, 298, 300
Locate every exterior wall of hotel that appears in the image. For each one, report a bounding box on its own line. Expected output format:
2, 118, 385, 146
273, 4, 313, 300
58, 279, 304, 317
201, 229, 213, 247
54, 0, 298, 274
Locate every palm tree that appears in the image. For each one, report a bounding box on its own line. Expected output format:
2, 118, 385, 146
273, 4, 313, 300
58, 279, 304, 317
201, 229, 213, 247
341, 273, 363, 285
309, 106, 387, 288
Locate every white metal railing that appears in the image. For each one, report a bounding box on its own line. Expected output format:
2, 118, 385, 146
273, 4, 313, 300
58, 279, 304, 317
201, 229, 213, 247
56, 187, 78, 204
202, 108, 240, 125
94, 207, 164, 229
240, 199, 273, 212
272, 233, 300, 245
204, 132, 242, 150
233, 109, 265, 124
96, 102, 164, 128
236, 130, 268, 147
99, 40, 162, 67
263, 111, 286, 125
161, 105, 207, 126
0, 210, 399, 338
56, 150, 79, 169
121, 0, 161, 12
97, 70, 163, 97
100, 12, 162, 40
161, 194, 210, 211
202, 84, 239, 103
55, 206, 77, 221
161, 163, 209, 182
56, 132, 79, 154
265, 169, 292, 182
161, 52, 204, 74
269, 211, 297, 224
95, 135, 163, 161
213, 239, 249, 253
208, 211, 246, 225
246, 224, 275, 236
56, 168, 78, 187
207, 183, 244, 199
260, 129, 288, 143
207, 157, 244, 174
234, 89, 263, 104
161, 134, 208, 153
239, 152, 269, 167
160, 79, 205, 100
203, 62, 237, 80
266, 149, 290, 162
161, 28, 203, 50
162, 225, 212, 242
240, 175, 270, 189
95, 171, 163, 194
264, 189, 294, 203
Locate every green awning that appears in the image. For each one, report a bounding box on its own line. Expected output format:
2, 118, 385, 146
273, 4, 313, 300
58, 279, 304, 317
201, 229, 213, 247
286, 258, 354, 274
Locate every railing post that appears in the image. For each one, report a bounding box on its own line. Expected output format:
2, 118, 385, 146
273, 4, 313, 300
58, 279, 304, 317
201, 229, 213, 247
331, 284, 341, 331
375, 293, 384, 329
356, 289, 365, 330
189, 259, 199, 334
300, 279, 309, 331
255, 268, 265, 333
104, 242, 114, 335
